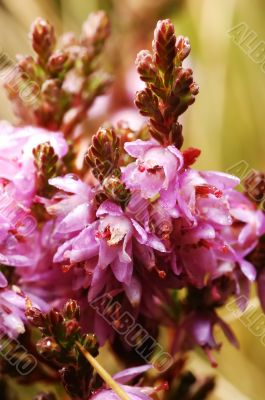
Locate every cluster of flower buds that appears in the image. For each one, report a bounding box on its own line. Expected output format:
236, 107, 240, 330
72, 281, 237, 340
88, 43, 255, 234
135, 19, 199, 148
5, 12, 112, 137
26, 300, 100, 399
33, 142, 60, 197
85, 127, 131, 207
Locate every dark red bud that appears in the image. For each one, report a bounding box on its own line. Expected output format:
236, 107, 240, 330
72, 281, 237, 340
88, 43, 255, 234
65, 319, 80, 337
63, 299, 80, 320
36, 337, 61, 359
25, 307, 46, 328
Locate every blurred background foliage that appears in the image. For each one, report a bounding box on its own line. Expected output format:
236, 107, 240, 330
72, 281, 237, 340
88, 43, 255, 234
0, 0, 264, 399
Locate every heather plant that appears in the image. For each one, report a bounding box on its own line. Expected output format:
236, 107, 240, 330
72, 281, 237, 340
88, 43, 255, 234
0, 12, 264, 400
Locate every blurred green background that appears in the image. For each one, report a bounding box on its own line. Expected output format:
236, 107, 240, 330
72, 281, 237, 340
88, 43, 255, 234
0, 1, 264, 398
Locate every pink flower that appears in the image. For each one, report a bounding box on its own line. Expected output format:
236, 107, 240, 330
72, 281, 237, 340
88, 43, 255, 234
122, 139, 183, 212
53, 199, 166, 286
0, 122, 68, 206
48, 174, 96, 237
173, 311, 238, 367
0, 276, 26, 337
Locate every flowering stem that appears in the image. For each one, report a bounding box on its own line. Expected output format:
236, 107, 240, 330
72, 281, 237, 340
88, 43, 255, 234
76, 342, 131, 400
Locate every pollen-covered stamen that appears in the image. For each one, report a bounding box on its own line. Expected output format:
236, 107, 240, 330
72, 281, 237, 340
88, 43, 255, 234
95, 225, 111, 240
196, 185, 223, 198
97, 216, 131, 246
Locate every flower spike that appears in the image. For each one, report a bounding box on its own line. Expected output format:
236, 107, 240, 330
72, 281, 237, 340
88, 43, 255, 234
135, 19, 199, 148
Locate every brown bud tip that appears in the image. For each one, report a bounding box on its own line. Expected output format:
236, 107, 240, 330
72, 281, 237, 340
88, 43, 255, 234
81, 334, 99, 357
30, 18, 56, 60
36, 337, 61, 359
48, 309, 64, 327
63, 299, 80, 320
25, 307, 46, 328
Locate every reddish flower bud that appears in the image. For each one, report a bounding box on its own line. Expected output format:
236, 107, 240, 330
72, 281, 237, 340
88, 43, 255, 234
153, 19, 176, 78
81, 11, 110, 53
176, 35, 191, 62
85, 128, 120, 183
25, 307, 46, 328
36, 337, 61, 359
30, 18, 56, 60
65, 319, 80, 337
48, 309, 64, 327
136, 50, 158, 84
63, 299, 80, 320
47, 51, 70, 74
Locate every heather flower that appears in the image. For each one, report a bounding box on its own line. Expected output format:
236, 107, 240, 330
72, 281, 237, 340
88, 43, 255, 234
173, 311, 238, 367
52, 197, 166, 286
17, 221, 76, 310
47, 174, 96, 236
0, 279, 26, 337
122, 138, 183, 211
0, 206, 38, 267
223, 190, 265, 283
0, 122, 68, 206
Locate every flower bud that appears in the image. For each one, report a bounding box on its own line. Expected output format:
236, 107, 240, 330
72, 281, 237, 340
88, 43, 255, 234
176, 35, 191, 62
48, 309, 64, 327
65, 319, 80, 338
85, 128, 120, 183
136, 50, 158, 84
47, 51, 70, 75
103, 175, 131, 206
153, 19, 176, 75
25, 307, 46, 328
63, 299, 80, 320
36, 337, 61, 359
81, 11, 110, 53
81, 333, 99, 357
30, 18, 56, 60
